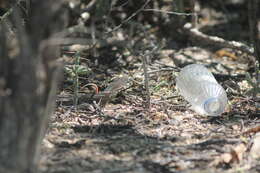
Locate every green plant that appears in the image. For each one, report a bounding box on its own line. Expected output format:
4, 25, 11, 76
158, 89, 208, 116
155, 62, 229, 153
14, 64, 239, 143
152, 80, 168, 92
64, 52, 90, 109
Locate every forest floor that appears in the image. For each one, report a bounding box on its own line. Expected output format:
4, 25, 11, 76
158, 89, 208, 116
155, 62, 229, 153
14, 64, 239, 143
39, 1, 259, 173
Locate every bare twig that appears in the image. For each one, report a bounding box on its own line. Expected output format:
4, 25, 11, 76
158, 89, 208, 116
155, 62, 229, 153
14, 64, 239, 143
148, 68, 177, 74
140, 48, 158, 110
154, 61, 180, 72
107, 0, 151, 33
190, 0, 198, 28
91, 17, 98, 58
53, 24, 96, 38
143, 9, 195, 16
141, 53, 150, 110
84, 0, 97, 12
183, 23, 254, 55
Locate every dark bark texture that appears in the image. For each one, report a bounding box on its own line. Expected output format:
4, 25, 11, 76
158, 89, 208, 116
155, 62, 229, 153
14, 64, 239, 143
0, 0, 67, 173
248, 0, 260, 64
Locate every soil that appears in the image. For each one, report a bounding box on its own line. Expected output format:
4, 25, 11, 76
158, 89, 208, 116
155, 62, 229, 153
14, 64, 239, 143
39, 1, 259, 173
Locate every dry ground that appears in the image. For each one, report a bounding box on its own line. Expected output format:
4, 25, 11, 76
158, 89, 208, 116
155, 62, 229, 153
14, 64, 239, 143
39, 1, 259, 172
39, 47, 259, 173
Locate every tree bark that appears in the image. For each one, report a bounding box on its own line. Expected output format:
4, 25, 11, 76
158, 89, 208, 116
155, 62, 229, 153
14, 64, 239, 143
248, 0, 260, 96
0, 1, 67, 172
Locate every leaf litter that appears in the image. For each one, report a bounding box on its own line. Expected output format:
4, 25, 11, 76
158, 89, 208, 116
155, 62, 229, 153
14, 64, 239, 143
39, 1, 259, 172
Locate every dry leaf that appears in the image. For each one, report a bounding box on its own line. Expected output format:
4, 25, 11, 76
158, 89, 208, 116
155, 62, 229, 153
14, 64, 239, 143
214, 49, 238, 60
230, 143, 247, 163
210, 143, 247, 166
243, 126, 260, 135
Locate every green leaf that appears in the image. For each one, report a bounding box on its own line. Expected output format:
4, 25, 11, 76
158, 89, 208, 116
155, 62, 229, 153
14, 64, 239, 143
77, 65, 90, 75
64, 65, 75, 77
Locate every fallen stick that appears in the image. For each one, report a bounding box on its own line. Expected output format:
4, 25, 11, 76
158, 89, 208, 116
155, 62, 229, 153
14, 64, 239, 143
183, 23, 254, 55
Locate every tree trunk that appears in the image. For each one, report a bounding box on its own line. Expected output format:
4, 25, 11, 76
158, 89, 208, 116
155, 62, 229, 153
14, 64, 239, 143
0, 1, 67, 172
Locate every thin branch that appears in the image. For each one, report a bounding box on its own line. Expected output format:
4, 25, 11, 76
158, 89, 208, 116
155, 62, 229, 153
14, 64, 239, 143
140, 48, 157, 111
154, 61, 180, 72
141, 53, 150, 110
91, 17, 98, 57
107, 0, 151, 33
143, 9, 195, 16
52, 24, 96, 38
183, 23, 254, 55
85, 0, 97, 11
190, 0, 198, 28
148, 68, 176, 74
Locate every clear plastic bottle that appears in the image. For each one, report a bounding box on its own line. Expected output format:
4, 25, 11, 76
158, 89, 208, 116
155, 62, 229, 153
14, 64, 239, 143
176, 64, 227, 116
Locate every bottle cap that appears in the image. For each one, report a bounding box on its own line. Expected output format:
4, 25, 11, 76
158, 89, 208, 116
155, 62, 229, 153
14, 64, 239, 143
204, 97, 224, 115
